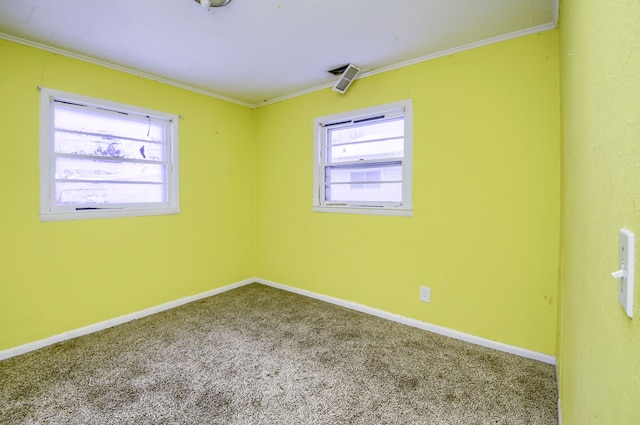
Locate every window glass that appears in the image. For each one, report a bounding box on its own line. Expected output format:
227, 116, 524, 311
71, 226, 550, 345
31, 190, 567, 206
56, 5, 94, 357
40, 88, 179, 221
314, 100, 412, 216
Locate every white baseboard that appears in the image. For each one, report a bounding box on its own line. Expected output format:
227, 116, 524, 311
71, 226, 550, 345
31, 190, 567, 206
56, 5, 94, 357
558, 397, 563, 424
1, 277, 556, 365
256, 278, 556, 365
556, 363, 563, 424
0, 278, 255, 361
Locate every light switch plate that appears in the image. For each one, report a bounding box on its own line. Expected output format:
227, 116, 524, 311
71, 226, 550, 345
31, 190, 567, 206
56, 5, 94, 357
618, 229, 634, 318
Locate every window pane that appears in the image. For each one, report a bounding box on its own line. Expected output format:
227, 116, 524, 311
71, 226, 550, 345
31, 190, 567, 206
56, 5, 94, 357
325, 162, 402, 203
54, 104, 164, 142
315, 100, 411, 214
350, 170, 382, 189
55, 157, 166, 183
55, 131, 165, 161
328, 137, 404, 162
55, 182, 166, 205
325, 182, 402, 203
41, 88, 180, 220
328, 118, 403, 146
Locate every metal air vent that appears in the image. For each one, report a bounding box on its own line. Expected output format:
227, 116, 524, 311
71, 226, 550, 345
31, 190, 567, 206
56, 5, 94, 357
332, 64, 361, 94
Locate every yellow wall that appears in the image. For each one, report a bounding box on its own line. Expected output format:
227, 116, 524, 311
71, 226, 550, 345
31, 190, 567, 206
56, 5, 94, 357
1, 31, 561, 358
558, 0, 640, 423
0, 40, 257, 351
8, 4, 640, 418
255, 31, 561, 355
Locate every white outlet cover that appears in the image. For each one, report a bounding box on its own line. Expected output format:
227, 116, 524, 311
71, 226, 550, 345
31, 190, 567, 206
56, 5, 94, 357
618, 229, 634, 318
420, 286, 431, 303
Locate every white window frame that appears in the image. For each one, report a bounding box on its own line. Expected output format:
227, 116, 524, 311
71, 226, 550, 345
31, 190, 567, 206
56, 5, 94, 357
39, 87, 180, 221
313, 100, 413, 216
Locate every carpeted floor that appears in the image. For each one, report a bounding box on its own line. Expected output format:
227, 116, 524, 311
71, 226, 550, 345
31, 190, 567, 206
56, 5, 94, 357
0, 283, 558, 424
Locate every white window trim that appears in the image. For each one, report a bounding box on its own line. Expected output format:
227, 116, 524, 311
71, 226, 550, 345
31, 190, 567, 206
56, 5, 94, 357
39, 87, 180, 222
313, 99, 413, 217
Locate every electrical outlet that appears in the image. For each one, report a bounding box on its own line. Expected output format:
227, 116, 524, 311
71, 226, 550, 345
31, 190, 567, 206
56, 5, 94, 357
612, 229, 634, 318
420, 286, 431, 303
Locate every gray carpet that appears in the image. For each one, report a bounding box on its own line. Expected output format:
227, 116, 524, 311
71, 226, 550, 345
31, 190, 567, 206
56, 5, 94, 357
0, 283, 558, 424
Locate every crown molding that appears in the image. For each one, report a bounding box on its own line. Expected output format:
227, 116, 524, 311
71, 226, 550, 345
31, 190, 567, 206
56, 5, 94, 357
0, 33, 254, 108
2, 20, 558, 109
256, 22, 558, 108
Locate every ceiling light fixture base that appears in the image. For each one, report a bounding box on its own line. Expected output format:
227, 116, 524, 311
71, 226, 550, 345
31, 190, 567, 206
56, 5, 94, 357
195, 0, 232, 9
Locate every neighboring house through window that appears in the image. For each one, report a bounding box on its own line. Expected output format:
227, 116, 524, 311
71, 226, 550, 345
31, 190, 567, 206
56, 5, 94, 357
350, 170, 381, 190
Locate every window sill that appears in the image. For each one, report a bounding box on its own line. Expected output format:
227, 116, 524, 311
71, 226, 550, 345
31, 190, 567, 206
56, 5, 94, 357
313, 205, 413, 217
40, 207, 180, 222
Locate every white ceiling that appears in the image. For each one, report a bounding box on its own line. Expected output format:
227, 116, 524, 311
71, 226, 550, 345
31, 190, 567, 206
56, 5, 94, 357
0, 0, 557, 106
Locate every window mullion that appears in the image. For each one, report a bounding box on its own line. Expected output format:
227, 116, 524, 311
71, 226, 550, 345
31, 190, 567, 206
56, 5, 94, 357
324, 158, 403, 167
328, 135, 403, 148
54, 152, 168, 166
54, 128, 166, 145
326, 180, 403, 186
